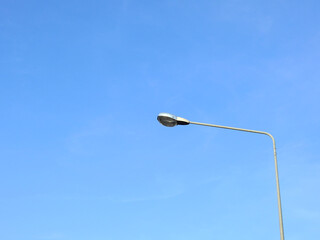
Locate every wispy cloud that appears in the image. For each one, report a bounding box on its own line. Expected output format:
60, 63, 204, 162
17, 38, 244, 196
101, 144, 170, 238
64, 117, 111, 155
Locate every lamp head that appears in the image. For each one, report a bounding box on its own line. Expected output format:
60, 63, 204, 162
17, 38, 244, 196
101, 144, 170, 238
157, 113, 190, 127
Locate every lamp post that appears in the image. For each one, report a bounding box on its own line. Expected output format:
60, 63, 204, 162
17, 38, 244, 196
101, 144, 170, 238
157, 112, 285, 240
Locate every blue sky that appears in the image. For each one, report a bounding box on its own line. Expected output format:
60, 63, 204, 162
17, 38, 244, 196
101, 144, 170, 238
1, 0, 320, 239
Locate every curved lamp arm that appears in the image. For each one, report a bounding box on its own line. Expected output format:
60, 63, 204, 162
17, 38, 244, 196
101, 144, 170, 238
190, 121, 285, 240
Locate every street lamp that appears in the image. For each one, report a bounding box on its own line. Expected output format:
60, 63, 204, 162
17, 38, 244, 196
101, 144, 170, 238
157, 112, 285, 240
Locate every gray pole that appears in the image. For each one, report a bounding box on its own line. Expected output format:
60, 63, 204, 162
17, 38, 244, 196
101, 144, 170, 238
189, 121, 285, 240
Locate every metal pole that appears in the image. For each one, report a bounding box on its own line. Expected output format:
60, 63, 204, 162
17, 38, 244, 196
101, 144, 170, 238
189, 121, 285, 240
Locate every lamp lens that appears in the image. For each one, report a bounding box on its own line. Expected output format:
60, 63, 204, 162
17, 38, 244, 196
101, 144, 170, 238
157, 113, 177, 127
